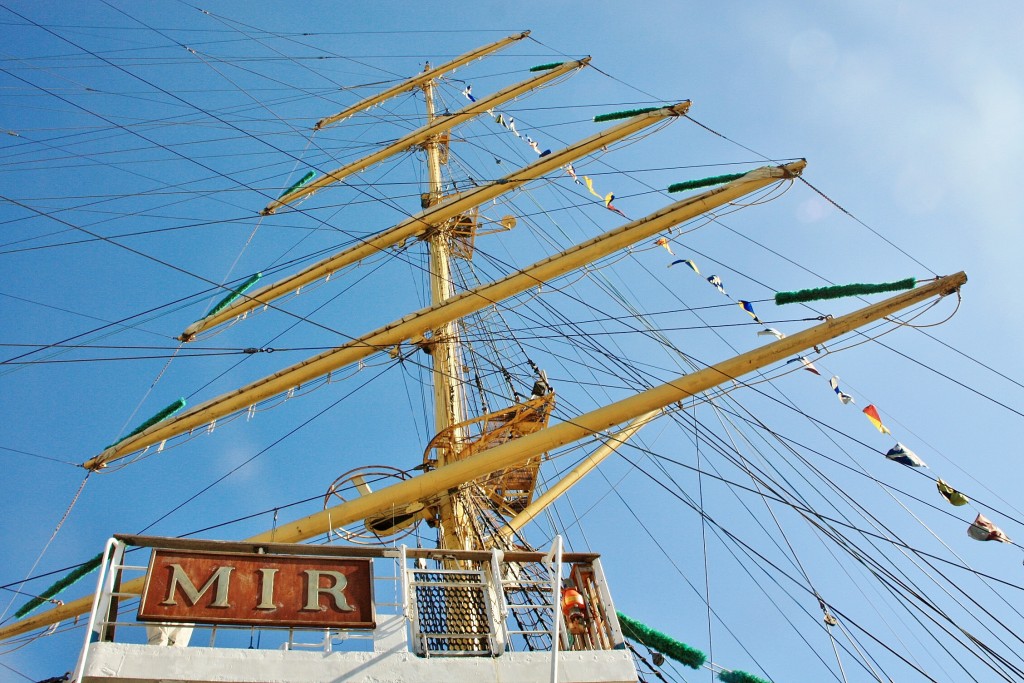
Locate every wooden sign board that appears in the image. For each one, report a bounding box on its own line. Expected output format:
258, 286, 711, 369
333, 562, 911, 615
138, 549, 375, 629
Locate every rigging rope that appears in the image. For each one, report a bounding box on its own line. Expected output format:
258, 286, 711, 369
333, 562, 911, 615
0, 473, 91, 624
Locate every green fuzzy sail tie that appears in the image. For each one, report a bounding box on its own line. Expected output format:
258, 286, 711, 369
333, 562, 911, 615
617, 611, 707, 669
594, 107, 660, 123
204, 273, 262, 320
668, 171, 748, 193
106, 397, 186, 448
718, 670, 773, 683
277, 170, 315, 199
529, 61, 564, 72
775, 278, 916, 306
14, 553, 103, 618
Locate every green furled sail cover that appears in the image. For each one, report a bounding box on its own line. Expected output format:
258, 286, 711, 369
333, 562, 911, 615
106, 397, 186, 448
14, 553, 103, 618
277, 170, 316, 199
775, 278, 916, 305
529, 61, 564, 71
667, 171, 748, 193
204, 272, 262, 320
616, 611, 707, 669
718, 670, 773, 683
593, 107, 660, 123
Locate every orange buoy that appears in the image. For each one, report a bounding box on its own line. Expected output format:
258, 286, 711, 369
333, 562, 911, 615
561, 587, 587, 635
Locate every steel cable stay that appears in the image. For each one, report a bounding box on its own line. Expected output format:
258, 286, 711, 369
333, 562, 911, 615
4, 127, 598, 378
616, 445, 1020, 682
593, 453, 862, 683
698, 400, 982, 679
116, 314, 601, 539
662, 401, 1024, 656
0, 473, 91, 626
690, 397, 1024, 535
0, 467, 420, 599
703, 410, 855, 681
0, 213, 363, 381
748, 366, 1024, 633
0, 130, 417, 237
655, 444, 1024, 671
678, 406, 893, 679
8, 331, 1015, 679
4, 9, 527, 301
134, 356, 408, 534
0, 235, 383, 372
493, 301, 966, 679
391, 248, 1015, 638
516, 278, 1019, 614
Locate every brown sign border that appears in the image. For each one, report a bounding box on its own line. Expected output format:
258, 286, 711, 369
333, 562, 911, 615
138, 548, 376, 629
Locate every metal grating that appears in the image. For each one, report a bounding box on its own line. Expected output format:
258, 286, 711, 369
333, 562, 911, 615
411, 570, 492, 654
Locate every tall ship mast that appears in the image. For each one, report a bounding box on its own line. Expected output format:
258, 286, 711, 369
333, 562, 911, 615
1, 12, 1021, 683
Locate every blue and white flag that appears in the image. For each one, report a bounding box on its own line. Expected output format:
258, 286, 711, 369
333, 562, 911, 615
829, 376, 855, 404
885, 443, 927, 468
707, 275, 727, 296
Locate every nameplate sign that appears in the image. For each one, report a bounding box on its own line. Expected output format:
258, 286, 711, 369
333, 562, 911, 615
138, 549, 375, 629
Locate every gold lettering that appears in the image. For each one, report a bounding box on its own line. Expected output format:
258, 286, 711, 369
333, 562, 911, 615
161, 564, 234, 608
256, 568, 278, 610
301, 570, 353, 612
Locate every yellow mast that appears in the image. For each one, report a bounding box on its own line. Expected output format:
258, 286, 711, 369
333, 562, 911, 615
421, 66, 473, 550
260, 58, 589, 216
0, 270, 966, 642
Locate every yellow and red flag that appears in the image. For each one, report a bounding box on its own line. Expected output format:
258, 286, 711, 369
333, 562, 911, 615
862, 404, 891, 435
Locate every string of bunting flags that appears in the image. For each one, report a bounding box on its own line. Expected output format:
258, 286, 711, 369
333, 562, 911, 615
853, 399, 1011, 544
773, 279, 1012, 546
461, 81, 629, 219
647, 198, 1015, 550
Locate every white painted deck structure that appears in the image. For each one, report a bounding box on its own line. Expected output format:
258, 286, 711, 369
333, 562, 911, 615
76, 536, 638, 683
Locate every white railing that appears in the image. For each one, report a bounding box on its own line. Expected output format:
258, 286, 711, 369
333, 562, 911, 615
74, 533, 622, 680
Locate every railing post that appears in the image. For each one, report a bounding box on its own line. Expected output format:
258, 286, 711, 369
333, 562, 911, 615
589, 557, 625, 649
489, 547, 507, 655
399, 545, 410, 619
546, 535, 564, 683
72, 538, 119, 683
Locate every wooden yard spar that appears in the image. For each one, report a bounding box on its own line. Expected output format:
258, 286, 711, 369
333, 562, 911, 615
312, 31, 530, 131
179, 98, 678, 341
259, 57, 589, 217
91, 158, 803, 470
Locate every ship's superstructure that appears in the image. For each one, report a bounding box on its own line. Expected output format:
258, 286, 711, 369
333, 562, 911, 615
75, 536, 635, 683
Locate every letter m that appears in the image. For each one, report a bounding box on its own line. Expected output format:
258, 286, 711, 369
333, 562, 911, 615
161, 563, 234, 608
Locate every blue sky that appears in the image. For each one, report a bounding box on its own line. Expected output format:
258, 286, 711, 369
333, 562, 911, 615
2, 2, 1024, 682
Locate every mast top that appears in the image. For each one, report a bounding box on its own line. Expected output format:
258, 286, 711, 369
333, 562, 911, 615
313, 31, 532, 130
